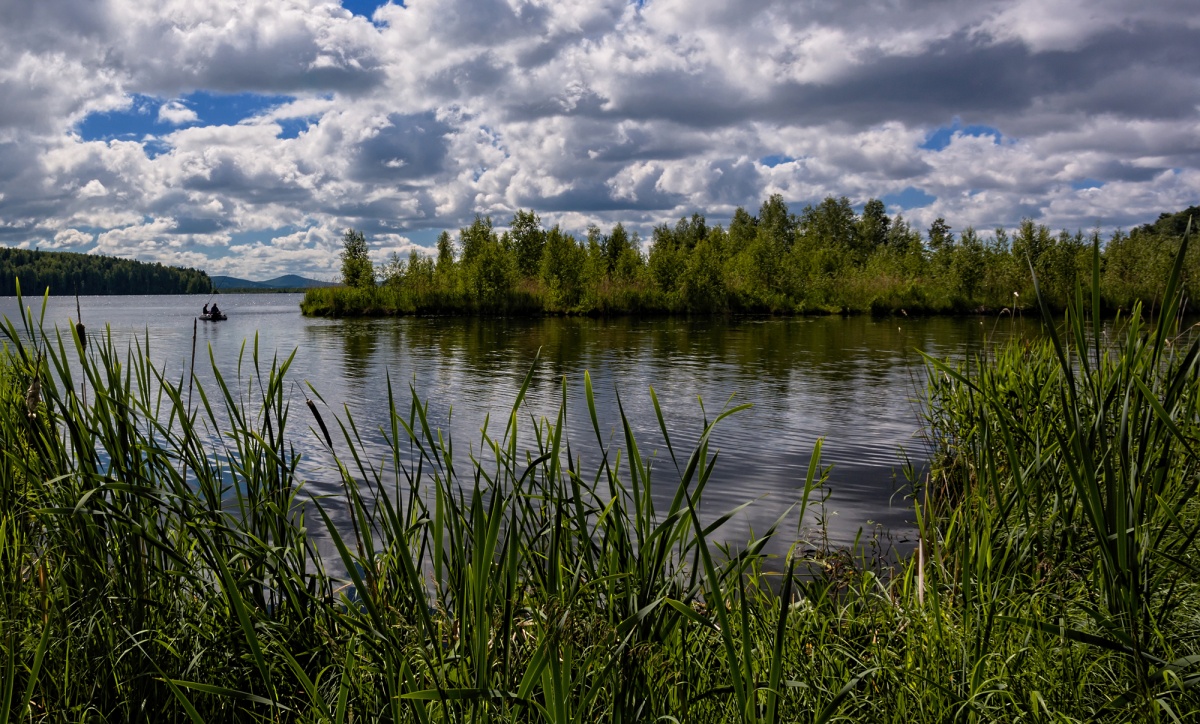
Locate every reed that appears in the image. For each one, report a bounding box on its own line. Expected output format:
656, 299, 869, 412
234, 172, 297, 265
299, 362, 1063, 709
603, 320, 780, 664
3, 221, 1200, 722
0, 281, 839, 721
922, 221, 1200, 718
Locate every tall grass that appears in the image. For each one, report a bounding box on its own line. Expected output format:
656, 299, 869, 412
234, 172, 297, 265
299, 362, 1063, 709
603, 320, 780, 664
0, 281, 842, 721
4, 221, 1200, 723
922, 222, 1200, 718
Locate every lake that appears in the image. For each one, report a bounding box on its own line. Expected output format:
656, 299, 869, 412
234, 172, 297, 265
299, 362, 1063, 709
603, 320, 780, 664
0, 292, 1028, 555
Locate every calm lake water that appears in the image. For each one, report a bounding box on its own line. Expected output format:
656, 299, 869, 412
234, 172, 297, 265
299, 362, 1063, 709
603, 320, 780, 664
0, 292, 1031, 555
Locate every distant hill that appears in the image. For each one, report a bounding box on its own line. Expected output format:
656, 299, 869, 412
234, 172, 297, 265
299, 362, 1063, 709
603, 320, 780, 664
213, 274, 336, 291
0, 248, 212, 296
265, 274, 337, 288
212, 276, 270, 290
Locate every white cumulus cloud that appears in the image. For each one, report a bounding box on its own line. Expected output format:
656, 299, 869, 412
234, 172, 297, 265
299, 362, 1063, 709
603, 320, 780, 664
157, 100, 199, 125
0, 0, 1195, 278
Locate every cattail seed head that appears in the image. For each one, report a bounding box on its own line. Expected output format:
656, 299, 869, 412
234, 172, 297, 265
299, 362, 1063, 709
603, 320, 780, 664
25, 375, 40, 420
307, 398, 334, 449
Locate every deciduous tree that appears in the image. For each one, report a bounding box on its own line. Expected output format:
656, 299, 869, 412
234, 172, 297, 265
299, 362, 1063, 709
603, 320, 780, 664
341, 228, 374, 289
510, 210, 545, 278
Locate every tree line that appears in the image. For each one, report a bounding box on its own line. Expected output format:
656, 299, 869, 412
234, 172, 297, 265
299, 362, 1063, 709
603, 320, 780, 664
0, 248, 213, 296
304, 197, 1200, 317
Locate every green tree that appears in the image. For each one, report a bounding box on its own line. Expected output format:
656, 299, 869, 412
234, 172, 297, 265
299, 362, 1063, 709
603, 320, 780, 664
341, 229, 374, 289
951, 226, 985, 300
434, 231, 457, 290
1011, 219, 1053, 296
458, 215, 495, 267
794, 197, 856, 300
724, 207, 760, 300
858, 199, 890, 253
613, 239, 644, 283
605, 223, 632, 273
540, 226, 584, 309
928, 218, 953, 257
648, 224, 686, 295
759, 195, 795, 254
673, 214, 708, 252
742, 197, 799, 297
1135, 205, 1200, 238
581, 232, 609, 308
468, 236, 516, 306
728, 207, 757, 248
1039, 229, 1087, 304
405, 249, 435, 295
510, 210, 545, 279
683, 229, 727, 312
0, 248, 213, 296
799, 197, 856, 255
885, 213, 919, 256
380, 251, 406, 287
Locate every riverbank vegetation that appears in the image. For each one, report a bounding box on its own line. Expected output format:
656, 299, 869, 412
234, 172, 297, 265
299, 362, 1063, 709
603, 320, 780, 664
302, 200, 1200, 318
0, 248, 213, 296
5, 232, 1200, 720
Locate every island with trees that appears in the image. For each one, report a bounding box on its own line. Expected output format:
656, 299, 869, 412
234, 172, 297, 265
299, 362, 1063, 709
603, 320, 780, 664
302, 196, 1200, 317
0, 248, 213, 296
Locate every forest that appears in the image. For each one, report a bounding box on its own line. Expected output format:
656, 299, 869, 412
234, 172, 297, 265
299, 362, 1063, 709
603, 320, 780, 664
0, 248, 213, 296
303, 198, 1200, 317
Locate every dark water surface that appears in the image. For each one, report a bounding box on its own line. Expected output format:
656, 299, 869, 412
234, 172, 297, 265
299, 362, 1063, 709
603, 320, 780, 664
0, 292, 1029, 554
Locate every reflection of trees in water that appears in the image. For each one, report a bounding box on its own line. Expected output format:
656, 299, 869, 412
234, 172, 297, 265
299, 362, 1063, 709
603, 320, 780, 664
308, 315, 1033, 414
362, 315, 997, 413
337, 320, 381, 388
293, 314, 1040, 550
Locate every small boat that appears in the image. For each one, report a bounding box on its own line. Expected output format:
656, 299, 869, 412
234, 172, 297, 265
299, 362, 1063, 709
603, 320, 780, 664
199, 312, 227, 321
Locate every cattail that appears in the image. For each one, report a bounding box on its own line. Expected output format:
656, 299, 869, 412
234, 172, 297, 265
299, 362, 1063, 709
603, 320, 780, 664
39, 560, 48, 625
25, 372, 40, 420
307, 397, 334, 449
75, 289, 86, 350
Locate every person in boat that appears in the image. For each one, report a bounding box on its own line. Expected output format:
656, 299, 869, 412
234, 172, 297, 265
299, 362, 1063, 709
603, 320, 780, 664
209, 303, 221, 317
203, 303, 210, 315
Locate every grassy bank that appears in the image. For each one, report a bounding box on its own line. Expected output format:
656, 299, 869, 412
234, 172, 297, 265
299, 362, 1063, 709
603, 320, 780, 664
5, 234, 1200, 721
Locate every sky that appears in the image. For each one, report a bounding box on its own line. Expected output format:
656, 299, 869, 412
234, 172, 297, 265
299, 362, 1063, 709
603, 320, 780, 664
0, 0, 1197, 280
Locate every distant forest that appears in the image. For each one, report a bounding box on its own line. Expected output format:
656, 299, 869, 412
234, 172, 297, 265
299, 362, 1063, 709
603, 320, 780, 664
0, 248, 213, 296
303, 197, 1200, 317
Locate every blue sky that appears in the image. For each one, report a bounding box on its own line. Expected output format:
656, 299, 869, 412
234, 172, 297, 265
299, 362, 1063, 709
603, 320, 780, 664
340, 0, 395, 19
76, 92, 305, 160
0, 0, 1197, 279
919, 119, 1004, 153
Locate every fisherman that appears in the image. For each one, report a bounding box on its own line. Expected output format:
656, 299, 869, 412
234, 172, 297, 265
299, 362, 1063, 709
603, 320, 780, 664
209, 303, 220, 316
203, 303, 210, 315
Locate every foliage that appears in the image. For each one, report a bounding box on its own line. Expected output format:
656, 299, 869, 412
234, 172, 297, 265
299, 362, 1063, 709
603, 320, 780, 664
340, 228, 375, 289
511, 209, 546, 279
11, 234, 1200, 720
313, 203, 1198, 319
540, 225, 585, 310
8, 244, 1200, 719
683, 231, 726, 312
0, 247, 212, 296
921, 226, 1200, 718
